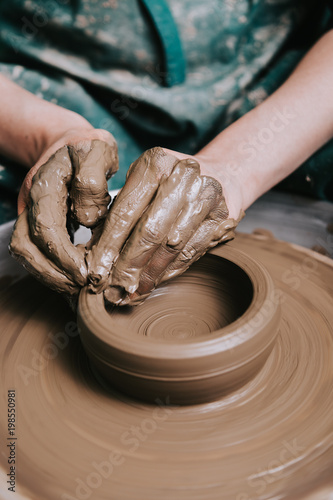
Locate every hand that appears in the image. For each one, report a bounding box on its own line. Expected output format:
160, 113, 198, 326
9, 128, 118, 297
87, 147, 244, 305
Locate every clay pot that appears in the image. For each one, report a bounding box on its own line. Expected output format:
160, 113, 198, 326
78, 247, 280, 404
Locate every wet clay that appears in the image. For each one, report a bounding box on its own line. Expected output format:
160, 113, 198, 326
87, 147, 182, 292
9, 139, 118, 293
87, 147, 241, 305
78, 248, 280, 405
68, 139, 117, 228
9, 145, 240, 306
9, 208, 79, 296
1, 232, 333, 499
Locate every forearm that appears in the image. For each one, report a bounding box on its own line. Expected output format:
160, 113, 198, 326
0, 75, 93, 167
197, 30, 333, 210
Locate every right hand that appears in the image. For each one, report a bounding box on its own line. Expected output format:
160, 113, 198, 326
87, 147, 243, 305
9, 128, 118, 297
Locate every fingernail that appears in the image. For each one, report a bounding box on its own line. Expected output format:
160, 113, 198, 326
104, 285, 125, 305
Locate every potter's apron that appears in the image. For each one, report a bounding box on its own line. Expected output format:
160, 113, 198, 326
0, 0, 332, 223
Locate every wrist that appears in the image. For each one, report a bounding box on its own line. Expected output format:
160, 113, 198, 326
195, 150, 246, 221
40, 108, 94, 158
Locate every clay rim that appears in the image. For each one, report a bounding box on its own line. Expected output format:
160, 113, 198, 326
78, 247, 280, 379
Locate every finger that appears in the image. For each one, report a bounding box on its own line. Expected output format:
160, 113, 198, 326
126, 182, 233, 303
107, 240, 181, 306
103, 158, 200, 304
9, 209, 79, 296
161, 211, 240, 283
18, 149, 63, 216
167, 175, 225, 247
85, 221, 105, 252
122, 176, 224, 300
28, 146, 87, 286
87, 147, 178, 292
68, 138, 118, 228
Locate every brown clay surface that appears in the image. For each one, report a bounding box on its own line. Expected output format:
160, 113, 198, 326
1, 232, 333, 499
78, 247, 280, 405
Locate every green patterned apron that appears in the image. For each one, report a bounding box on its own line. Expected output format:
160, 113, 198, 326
0, 0, 332, 223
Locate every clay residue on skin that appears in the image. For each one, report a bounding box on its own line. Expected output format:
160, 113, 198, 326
87, 146, 242, 306
111, 209, 244, 306
105, 158, 203, 300
1, 233, 333, 499
10, 144, 239, 306
87, 147, 179, 291
9, 208, 79, 296
69, 139, 117, 227
28, 146, 87, 286
158, 211, 244, 285
9, 139, 118, 294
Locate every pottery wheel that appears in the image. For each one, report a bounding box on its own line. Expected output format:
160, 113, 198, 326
0, 231, 333, 500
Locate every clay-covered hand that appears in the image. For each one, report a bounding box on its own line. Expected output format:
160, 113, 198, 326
9, 129, 118, 296
87, 147, 243, 305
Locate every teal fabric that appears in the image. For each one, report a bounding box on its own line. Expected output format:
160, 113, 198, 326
0, 0, 332, 223
140, 0, 186, 86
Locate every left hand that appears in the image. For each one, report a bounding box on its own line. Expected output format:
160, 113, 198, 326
87, 147, 244, 305
9, 128, 118, 297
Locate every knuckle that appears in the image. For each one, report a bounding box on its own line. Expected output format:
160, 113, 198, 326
211, 204, 229, 221
142, 224, 164, 244
180, 244, 197, 262
145, 147, 175, 179
146, 146, 165, 159
201, 176, 223, 204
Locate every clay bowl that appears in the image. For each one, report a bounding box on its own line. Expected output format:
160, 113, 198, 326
78, 247, 280, 405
